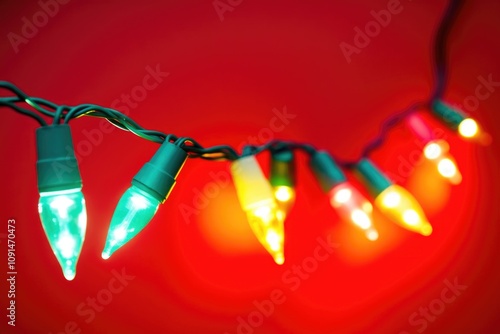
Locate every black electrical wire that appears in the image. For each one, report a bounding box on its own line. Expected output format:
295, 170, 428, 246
338, 0, 464, 167
430, 0, 465, 103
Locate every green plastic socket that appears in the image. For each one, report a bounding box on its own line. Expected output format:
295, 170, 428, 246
132, 141, 188, 203
36, 125, 82, 193
354, 158, 392, 197
309, 150, 346, 193
431, 99, 466, 130
270, 149, 296, 187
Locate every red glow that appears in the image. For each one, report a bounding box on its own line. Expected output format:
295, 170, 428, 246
1, 1, 500, 333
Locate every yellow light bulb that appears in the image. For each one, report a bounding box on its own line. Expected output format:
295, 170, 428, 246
382, 191, 400, 208
375, 185, 432, 236
458, 118, 479, 138
265, 229, 281, 251
246, 201, 285, 265
231, 156, 286, 265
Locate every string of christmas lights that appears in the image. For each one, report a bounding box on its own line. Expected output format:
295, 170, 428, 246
0, 0, 491, 281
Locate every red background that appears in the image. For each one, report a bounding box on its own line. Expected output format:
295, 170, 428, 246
1, 0, 500, 333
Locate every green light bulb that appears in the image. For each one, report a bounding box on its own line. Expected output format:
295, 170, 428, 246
38, 188, 87, 281
101, 141, 187, 259
102, 185, 160, 259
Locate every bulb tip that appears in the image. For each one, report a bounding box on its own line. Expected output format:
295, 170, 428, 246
274, 253, 285, 265
366, 229, 379, 241
102, 243, 119, 260
449, 175, 463, 185
63, 270, 76, 281
420, 223, 433, 236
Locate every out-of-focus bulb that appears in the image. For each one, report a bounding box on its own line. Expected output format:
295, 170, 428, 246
231, 156, 285, 265
310, 151, 378, 240
102, 186, 160, 259
423, 141, 445, 160
423, 140, 462, 184
269, 149, 296, 225
355, 159, 432, 236
274, 186, 294, 202
432, 100, 491, 145
329, 182, 378, 241
458, 118, 491, 145
273, 185, 295, 224
458, 118, 479, 138
375, 185, 432, 236
437, 158, 461, 184
38, 188, 86, 280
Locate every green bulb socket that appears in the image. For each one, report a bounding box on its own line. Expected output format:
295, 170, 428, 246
36, 125, 82, 193
132, 141, 188, 203
309, 150, 346, 193
270, 149, 296, 187
354, 158, 392, 197
431, 100, 466, 130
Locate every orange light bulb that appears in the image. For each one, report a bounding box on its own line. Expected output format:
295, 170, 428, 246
374, 185, 432, 236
